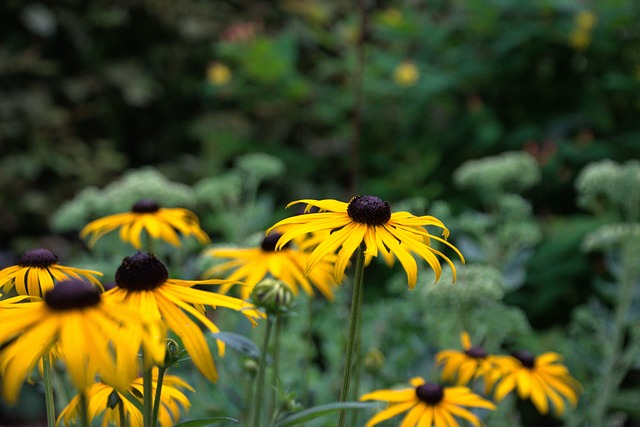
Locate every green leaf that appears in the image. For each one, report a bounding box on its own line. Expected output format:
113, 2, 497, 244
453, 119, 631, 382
174, 417, 239, 426
211, 332, 261, 359
273, 402, 376, 427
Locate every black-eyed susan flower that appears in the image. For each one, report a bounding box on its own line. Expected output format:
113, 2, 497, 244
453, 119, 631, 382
0, 248, 103, 297
203, 231, 338, 300
493, 350, 581, 416
266, 196, 464, 288
80, 199, 211, 249
360, 376, 496, 427
57, 369, 194, 427
102, 252, 264, 382
436, 331, 505, 391
0, 279, 163, 404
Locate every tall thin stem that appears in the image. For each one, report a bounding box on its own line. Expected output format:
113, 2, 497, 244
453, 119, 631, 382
143, 366, 154, 427
78, 391, 90, 427
269, 314, 282, 419
253, 316, 274, 427
42, 353, 56, 427
151, 366, 167, 427
337, 246, 366, 427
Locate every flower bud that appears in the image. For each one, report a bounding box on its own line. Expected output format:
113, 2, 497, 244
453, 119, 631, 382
250, 278, 293, 315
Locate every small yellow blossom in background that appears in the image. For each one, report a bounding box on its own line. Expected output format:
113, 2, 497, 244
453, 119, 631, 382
80, 199, 210, 250
569, 10, 597, 51
493, 350, 581, 416
576, 10, 597, 30
436, 331, 508, 392
360, 376, 496, 427
378, 8, 403, 27
394, 61, 419, 86
57, 369, 194, 427
207, 62, 232, 86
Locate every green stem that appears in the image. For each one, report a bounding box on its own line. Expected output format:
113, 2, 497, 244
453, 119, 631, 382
118, 398, 127, 426
337, 246, 365, 427
151, 366, 167, 427
42, 353, 56, 427
269, 315, 282, 419
143, 367, 154, 427
78, 391, 90, 427
253, 316, 274, 427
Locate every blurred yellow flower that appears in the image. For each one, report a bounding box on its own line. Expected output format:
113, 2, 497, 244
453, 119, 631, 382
569, 10, 597, 51
436, 331, 507, 392
80, 199, 210, 250
494, 350, 581, 415
378, 8, 403, 27
207, 62, 232, 85
575, 10, 597, 30
0, 248, 103, 297
360, 376, 495, 427
394, 61, 419, 86
57, 369, 194, 427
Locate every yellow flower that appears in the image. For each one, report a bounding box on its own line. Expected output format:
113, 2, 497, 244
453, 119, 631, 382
206, 62, 232, 85
57, 369, 194, 427
266, 196, 463, 288
0, 279, 163, 404
575, 10, 597, 31
0, 248, 103, 297
203, 231, 338, 300
436, 331, 506, 391
80, 199, 211, 250
102, 252, 264, 382
394, 61, 419, 86
493, 350, 581, 415
360, 376, 496, 427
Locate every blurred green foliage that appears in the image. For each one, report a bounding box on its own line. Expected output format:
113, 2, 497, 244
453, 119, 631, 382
3, 0, 640, 245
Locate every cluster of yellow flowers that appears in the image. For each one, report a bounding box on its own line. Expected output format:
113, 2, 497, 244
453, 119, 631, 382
361, 331, 581, 427
0, 194, 580, 427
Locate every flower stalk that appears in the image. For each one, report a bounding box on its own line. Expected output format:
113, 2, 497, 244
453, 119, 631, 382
253, 316, 274, 427
337, 246, 365, 427
42, 353, 56, 427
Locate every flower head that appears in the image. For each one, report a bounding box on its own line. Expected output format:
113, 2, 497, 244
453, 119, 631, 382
0, 248, 103, 297
57, 369, 194, 427
394, 61, 419, 86
436, 331, 506, 391
207, 62, 232, 85
360, 376, 495, 427
0, 279, 161, 403
493, 350, 581, 415
103, 252, 264, 382
203, 231, 338, 300
80, 199, 211, 249
266, 196, 463, 288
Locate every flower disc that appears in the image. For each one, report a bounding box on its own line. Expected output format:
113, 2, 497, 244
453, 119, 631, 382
17, 248, 58, 267
115, 252, 168, 291
347, 195, 391, 225
44, 279, 101, 310
513, 350, 536, 368
132, 199, 160, 213
415, 383, 444, 404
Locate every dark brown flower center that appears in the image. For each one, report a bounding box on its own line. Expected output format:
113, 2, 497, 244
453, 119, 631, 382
465, 346, 488, 359
115, 252, 168, 291
347, 195, 391, 225
44, 279, 101, 310
17, 248, 59, 267
132, 199, 160, 213
512, 350, 536, 368
415, 383, 444, 405
261, 233, 289, 251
